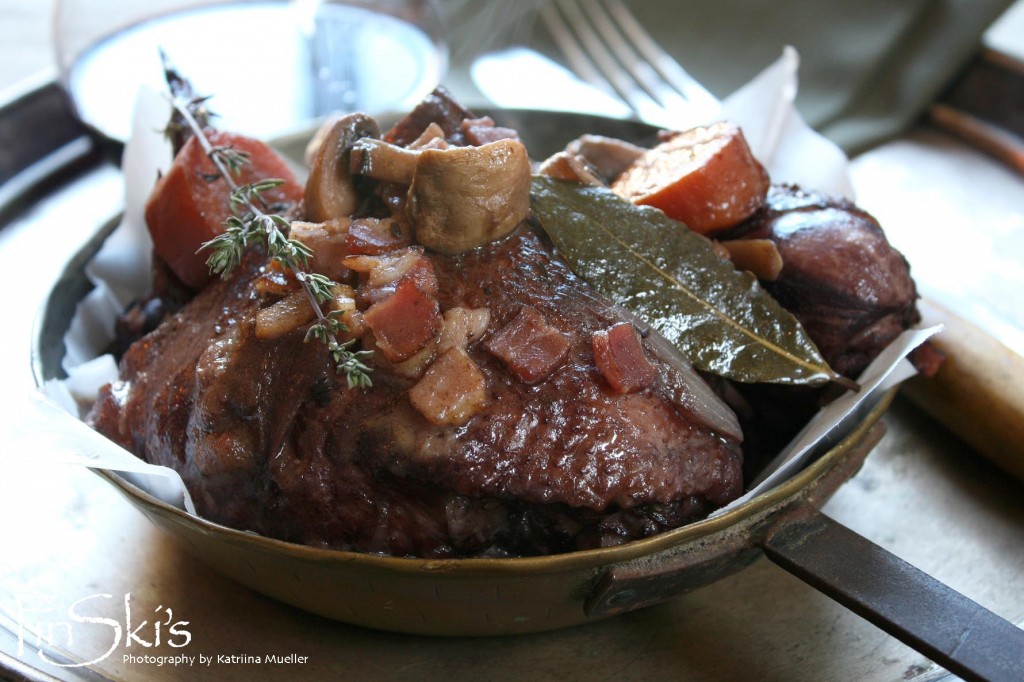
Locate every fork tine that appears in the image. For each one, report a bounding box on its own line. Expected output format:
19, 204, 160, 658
540, 0, 666, 123
538, 2, 618, 99
578, 0, 690, 113
603, 0, 720, 111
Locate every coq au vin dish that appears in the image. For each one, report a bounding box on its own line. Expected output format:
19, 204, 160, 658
87, 79, 938, 559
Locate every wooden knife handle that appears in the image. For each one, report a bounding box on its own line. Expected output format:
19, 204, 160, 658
902, 298, 1024, 482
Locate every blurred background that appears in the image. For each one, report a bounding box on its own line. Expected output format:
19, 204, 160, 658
2, 0, 1022, 153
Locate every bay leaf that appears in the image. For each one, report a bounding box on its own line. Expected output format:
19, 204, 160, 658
530, 176, 844, 386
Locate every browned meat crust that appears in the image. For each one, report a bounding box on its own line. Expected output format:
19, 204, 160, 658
715, 185, 925, 473
90, 224, 743, 558
724, 184, 921, 379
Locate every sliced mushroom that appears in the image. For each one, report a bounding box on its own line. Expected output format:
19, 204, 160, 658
537, 134, 646, 187
304, 113, 381, 222
536, 151, 605, 186
566, 134, 646, 183
349, 135, 532, 256
408, 139, 531, 255
349, 138, 420, 185
718, 238, 784, 281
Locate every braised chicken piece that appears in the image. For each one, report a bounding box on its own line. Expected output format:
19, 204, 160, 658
92, 81, 936, 557
549, 126, 937, 474
90, 88, 744, 557
712, 185, 940, 472
720, 184, 922, 379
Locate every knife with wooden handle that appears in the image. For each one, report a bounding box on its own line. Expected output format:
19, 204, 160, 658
902, 298, 1024, 482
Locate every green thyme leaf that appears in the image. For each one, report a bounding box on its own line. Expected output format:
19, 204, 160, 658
168, 93, 374, 389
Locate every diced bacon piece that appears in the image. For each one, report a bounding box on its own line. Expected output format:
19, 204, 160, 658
391, 256, 438, 296
409, 347, 488, 426
416, 137, 451, 151
407, 122, 448, 150
459, 115, 494, 130
363, 278, 441, 362
460, 116, 521, 146
343, 248, 439, 306
438, 307, 491, 353
484, 306, 571, 384
592, 323, 657, 394
289, 218, 353, 279
344, 217, 411, 256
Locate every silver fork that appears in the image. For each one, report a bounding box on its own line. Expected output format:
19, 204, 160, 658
538, 0, 720, 128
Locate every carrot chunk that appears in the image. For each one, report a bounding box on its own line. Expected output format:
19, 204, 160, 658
144, 130, 304, 290
611, 122, 768, 235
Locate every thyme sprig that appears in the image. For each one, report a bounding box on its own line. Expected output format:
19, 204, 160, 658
166, 94, 373, 389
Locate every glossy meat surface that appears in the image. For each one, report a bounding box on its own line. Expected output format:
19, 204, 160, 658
726, 184, 921, 378
90, 225, 743, 557
714, 184, 926, 473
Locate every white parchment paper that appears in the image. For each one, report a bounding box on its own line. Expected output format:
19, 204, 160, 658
29, 50, 936, 519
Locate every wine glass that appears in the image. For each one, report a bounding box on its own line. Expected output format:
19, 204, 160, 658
52, 0, 448, 143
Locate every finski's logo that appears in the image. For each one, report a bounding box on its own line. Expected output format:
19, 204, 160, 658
13, 593, 191, 668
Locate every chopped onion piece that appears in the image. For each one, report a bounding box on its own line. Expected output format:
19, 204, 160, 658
254, 259, 293, 297
719, 238, 784, 281
438, 307, 491, 353
255, 291, 317, 340
389, 338, 438, 379
343, 249, 421, 286
344, 217, 411, 256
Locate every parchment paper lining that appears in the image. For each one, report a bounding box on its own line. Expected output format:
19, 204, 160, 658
29, 48, 937, 522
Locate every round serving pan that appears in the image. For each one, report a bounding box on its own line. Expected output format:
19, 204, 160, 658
28, 106, 1024, 682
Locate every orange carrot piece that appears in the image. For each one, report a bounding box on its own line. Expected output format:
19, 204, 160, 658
144, 130, 304, 290
611, 122, 769, 236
